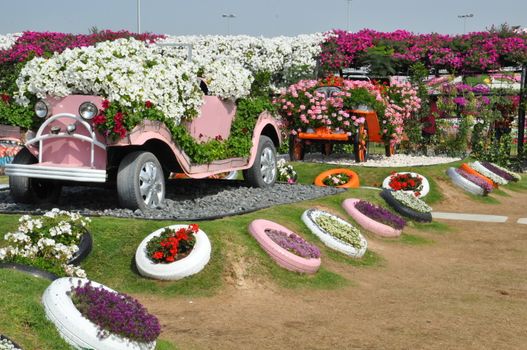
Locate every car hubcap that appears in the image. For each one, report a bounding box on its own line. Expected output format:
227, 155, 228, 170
139, 161, 164, 208
260, 147, 276, 184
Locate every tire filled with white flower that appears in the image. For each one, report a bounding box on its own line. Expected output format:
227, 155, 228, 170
382, 171, 430, 198
135, 225, 211, 280
301, 209, 367, 258
446, 167, 485, 196
248, 219, 321, 274
42, 277, 156, 350
342, 198, 402, 238
67, 230, 93, 266
471, 161, 508, 185
380, 189, 432, 222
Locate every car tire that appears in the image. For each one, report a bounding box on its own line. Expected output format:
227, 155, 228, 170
244, 135, 277, 188
380, 189, 432, 222
117, 151, 165, 211
9, 147, 62, 204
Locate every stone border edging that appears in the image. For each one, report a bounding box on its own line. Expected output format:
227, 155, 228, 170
432, 212, 508, 223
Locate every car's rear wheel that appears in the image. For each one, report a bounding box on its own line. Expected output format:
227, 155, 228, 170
244, 135, 277, 188
117, 151, 165, 211
9, 148, 62, 204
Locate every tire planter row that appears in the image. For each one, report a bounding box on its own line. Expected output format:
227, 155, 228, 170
459, 163, 495, 188
43, 277, 156, 350
342, 198, 402, 238
248, 219, 321, 274
135, 225, 211, 280
446, 167, 486, 196
380, 189, 432, 223
381, 171, 430, 198
471, 161, 509, 185
314, 168, 360, 188
301, 209, 367, 258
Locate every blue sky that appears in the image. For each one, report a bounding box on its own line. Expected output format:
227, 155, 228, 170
0, 0, 525, 36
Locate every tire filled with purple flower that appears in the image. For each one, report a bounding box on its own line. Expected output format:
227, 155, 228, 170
342, 198, 405, 238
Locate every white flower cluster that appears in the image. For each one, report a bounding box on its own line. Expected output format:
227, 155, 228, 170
0, 337, 22, 350
470, 162, 508, 185
0, 208, 90, 278
392, 191, 432, 213
277, 158, 297, 183
0, 32, 21, 50
15, 38, 204, 125
201, 58, 253, 100
157, 33, 324, 86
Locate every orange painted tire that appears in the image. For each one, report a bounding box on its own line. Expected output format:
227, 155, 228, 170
314, 168, 360, 188
459, 163, 497, 188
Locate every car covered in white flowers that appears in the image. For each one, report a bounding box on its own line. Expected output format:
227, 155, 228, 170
5, 39, 282, 211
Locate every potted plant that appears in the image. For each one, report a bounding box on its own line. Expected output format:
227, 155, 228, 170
135, 224, 211, 280
380, 189, 432, 222
42, 277, 160, 350
382, 171, 430, 197
0, 209, 92, 278
314, 168, 360, 188
248, 219, 321, 274
301, 209, 367, 258
342, 199, 405, 238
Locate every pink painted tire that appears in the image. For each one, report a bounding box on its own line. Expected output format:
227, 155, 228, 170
248, 219, 321, 274
342, 198, 402, 238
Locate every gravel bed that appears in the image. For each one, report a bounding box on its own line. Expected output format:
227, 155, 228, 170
0, 179, 344, 221
299, 153, 461, 167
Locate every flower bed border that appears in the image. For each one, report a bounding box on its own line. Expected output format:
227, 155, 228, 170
342, 198, 402, 238
135, 225, 211, 280
314, 168, 360, 188
42, 277, 156, 350
446, 167, 486, 196
248, 219, 321, 274
381, 171, 430, 197
301, 209, 367, 258
380, 189, 432, 222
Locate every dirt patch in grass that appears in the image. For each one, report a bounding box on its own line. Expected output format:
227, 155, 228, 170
137, 185, 527, 349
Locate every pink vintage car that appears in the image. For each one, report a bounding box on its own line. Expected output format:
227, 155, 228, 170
5, 94, 281, 210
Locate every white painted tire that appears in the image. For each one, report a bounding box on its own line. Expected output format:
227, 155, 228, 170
42, 277, 156, 350
342, 198, 402, 238
447, 167, 485, 196
248, 219, 321, 274
301, 209, 367, 258
382, 171, 430, 198
471, 161, 508, 185
135, 225, 211, 280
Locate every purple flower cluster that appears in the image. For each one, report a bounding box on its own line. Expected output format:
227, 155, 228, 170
355, 200, 406, 230
0, 30, 164, 64
320, 29, 527, 72
480, 162, 516, 181
265, 229, 321, 259
455, 168, 493, 193
70, 282, 161, 343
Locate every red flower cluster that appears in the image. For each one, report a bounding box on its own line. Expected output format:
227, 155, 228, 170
147, 224, 199, 264
388, 173, 423, 193
1, 93, 10, 104
93, 100, 127, 140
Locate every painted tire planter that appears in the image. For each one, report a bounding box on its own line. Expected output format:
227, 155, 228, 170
301, 209, 367, 258
314, 168, 360, 188
381, 171, 430, 198
446, 167, 485, 196
42, 277, 156, 350
135, 225, 211, 280
380, 189, 432, 223
248, 219, 321, 274
67, 230, 93, 266
0, 262, 58, 281
459, 163, 496, 187
342, 198, 402, 238
471, 161, 508, 185
0, 335, 22, 349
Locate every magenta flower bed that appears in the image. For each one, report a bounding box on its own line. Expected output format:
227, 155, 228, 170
70, 282, 161, 343
455, 168, 493, 193
481, 162, 516, 181
265, 229, 320, 259
355, 200, 406, 230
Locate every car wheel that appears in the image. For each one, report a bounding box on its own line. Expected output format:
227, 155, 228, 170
9, 148, 62, 204
244, 135, 277, 188
117, 151, 165, 211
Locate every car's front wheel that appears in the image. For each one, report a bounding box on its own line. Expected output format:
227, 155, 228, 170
9, 148, 62, 204
243, 135, 277, 188
117, 151, 165, 211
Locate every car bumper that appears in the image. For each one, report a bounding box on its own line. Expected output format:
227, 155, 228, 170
5, 163, 107, 183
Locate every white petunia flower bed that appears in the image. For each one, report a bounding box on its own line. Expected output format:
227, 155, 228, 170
0, 33, 21, 50
391, 191, 432, 213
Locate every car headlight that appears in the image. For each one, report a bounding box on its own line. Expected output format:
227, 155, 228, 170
79, 102, 98, 120
35, 100, 49, 119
